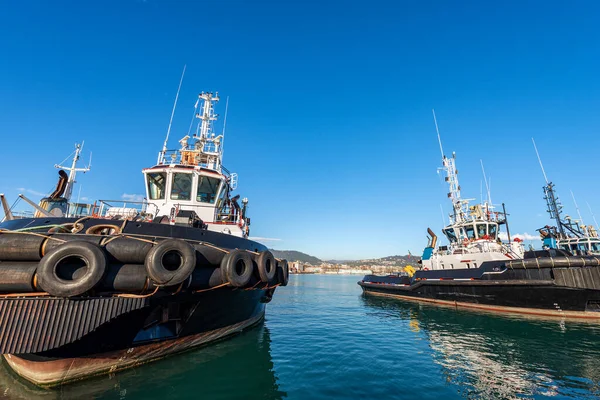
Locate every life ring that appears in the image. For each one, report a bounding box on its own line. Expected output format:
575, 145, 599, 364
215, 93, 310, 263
37, 241, 107, 297
255, 251, 277, 282
145, 239, 196, 286
221, 250, 254, 287
276, 259, 289, 286
423, 267, 429, 271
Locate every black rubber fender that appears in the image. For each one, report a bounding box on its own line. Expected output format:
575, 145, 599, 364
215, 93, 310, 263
103, 237, 154, 264
255, 251, 276, 282
277, 260, 289, 286
189, 267, 225, 289
0, 234, 46, 261
221, 250, 253, 287
144, 239, 196, 286
43, 234, 104, 256
194, 244, 228, 268
99, 264, 149, 293
37, 241, 107, 297
0, 262, 39, 292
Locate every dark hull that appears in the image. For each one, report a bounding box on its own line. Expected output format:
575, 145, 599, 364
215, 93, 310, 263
2, 288, 268, 387
0, 217, 280, 386
358, 264, 600, 320
0, 217, 267, 253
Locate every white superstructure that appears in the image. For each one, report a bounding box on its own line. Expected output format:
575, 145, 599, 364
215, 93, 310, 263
143, 92, 250, 238
420, 114, 524, 270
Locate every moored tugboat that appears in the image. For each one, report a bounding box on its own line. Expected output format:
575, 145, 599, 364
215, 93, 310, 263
358, 118, 600, 320
0, 91, 288, 387
532, 140, 600, 255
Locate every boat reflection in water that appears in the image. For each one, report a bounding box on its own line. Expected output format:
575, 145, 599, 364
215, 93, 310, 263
0, 323, 285, 400
361, 295, 600, 398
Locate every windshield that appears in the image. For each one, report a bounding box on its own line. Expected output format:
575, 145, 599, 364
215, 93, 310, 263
171, 173, 193, 201
465, 225, 476, 240
476, 224, 487, 238
442, 228, 457, 243
197, 176, 221, 204
489, 224, 497, 240
147, 172, 166, 200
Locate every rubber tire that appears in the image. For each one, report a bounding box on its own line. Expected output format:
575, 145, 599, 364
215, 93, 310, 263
37, 241, 107, 297
145, 239, 197, 286
221, 250, 254, 287
277, 260, 289, 286
256, 251, 277, 282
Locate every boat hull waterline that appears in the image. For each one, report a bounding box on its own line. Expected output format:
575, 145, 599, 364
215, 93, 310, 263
4, 311, 265, 387
359, 261, 600, 320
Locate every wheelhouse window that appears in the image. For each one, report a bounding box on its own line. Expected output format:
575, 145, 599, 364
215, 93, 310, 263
171, 173, 193, 201
465, 225, 476, 240
147, 172, 167, 200
476, 224, 487, 238
489, 224, 498, 240
443, 228, 457, 243
591, 241, 600, 252
196, 176, 221, 204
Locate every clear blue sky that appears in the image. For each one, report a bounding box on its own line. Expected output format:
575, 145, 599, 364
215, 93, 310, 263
1, 1, 600, 260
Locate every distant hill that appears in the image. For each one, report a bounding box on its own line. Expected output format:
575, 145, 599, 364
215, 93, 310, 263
341, 254, 419, 268
270, 249, 322, 265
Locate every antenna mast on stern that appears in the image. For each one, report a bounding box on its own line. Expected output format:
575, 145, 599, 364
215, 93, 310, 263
54, 143, 90, 202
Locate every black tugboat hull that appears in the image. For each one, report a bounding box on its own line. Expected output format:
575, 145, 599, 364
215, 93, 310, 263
2, 288, 268, 387
358, 263, 600, 320
0, 217, 285, 386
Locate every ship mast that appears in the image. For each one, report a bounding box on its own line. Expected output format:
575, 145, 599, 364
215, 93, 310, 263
54, 143, 91, 202
433, 110, 467, 224
193, 92, 222, 172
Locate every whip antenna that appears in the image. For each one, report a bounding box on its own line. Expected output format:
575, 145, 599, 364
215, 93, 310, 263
571, 190, 584, 224
586, 201, 600, 231
480, 159, 492, 205
432, 109, 444, 158
532, 138, 549, 184
160, 64, 186, 163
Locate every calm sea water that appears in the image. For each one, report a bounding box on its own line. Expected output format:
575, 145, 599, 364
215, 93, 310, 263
1, 275, 600, 399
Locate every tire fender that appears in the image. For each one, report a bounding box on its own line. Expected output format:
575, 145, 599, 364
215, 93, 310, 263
145, 239, 196, 286
277, 259, 289, 286
37, 241, 107, 297
221, 250, 254, 287
255, 250, 276, 282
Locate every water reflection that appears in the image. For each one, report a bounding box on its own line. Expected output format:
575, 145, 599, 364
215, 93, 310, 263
0, 323, 286, 400
361, 295, 600, 399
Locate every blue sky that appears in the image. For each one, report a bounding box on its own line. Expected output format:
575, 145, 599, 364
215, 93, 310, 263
1, 1, 600, 259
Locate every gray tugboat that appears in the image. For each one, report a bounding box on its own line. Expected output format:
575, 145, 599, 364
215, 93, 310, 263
0, 91, 288, 387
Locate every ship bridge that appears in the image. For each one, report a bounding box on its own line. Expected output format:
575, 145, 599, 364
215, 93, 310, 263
143, 91, 248, 237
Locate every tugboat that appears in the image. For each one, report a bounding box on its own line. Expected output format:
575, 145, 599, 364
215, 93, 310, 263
0, 91, 288, 387
418, 111, 524, 271
533, 139, 600, 255
358, 114, 600, 320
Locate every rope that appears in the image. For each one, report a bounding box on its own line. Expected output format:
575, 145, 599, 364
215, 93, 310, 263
12, 225, 62, 232
264, 283, 281, 290
193, 282, 230, 293
244, 280, 262, 291
0, 230, 67, 243
115, 285, 160, 299
200, 241, 229, 253
120, 234, 157, 245
0, 292, 49, 298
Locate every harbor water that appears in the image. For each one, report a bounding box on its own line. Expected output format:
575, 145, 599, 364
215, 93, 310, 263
1, 274, 599, 399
